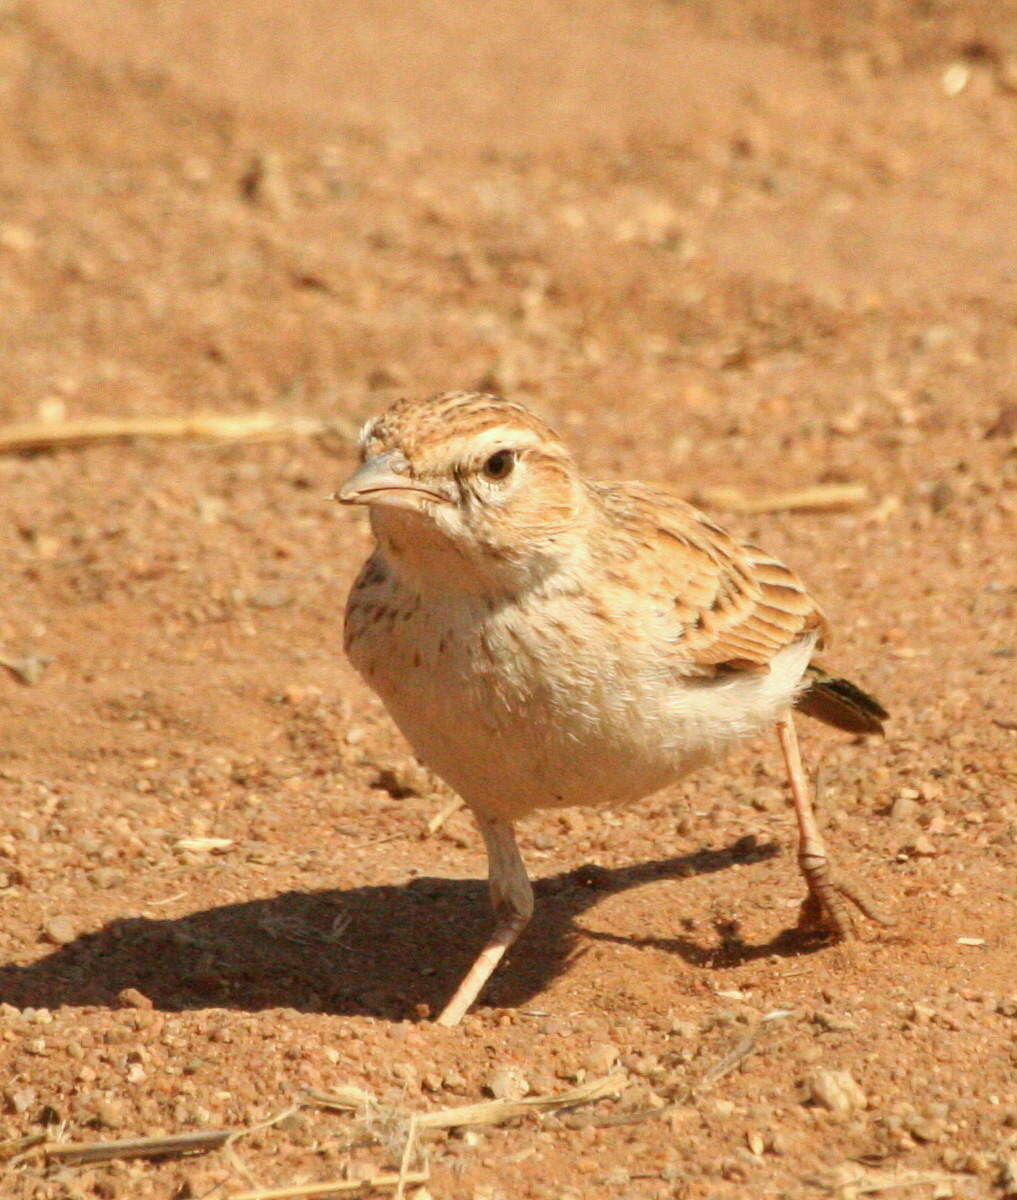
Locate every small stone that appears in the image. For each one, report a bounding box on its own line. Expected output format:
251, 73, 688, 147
908, 1002, 936, 1024
812, 1010, 857, 1033
908, 834, 937, 857
116, 987, 153, 1010
4, 1086, 36, 1114
95, 1098, 125, 1129
942, 62, 971, 96
766, 1130, 787, 1155
246, 585, 292, 610
41, 915, 76, 945
239, 150, 292, 214
88, 867, 124, 889
746, 1130, 765, 1156
905, 1113, 946, 1143
669, 1018, 698, 1037
806, 1068, 867, 1114
372, 758, 433, 799
583, 1042, 620, 1074
890, 795, 918, 822
483, 1065, 529, 1100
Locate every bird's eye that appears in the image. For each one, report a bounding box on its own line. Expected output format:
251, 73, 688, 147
481, 449, 516, 481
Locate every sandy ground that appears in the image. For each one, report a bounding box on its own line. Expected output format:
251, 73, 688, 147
1, 1, 1015, 1197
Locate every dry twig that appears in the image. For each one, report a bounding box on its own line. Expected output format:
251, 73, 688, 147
1, 1133, 46, 1162
812, 1162, 961, 1195
229, 1172, 430, 1200
414, 1070, 627, 1130
696, 483, 870, 515
425, 795, 465, 836
0, 412, 348, 455
43, 1129, 235, 1166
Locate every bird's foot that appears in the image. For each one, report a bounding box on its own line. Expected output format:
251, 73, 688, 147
797, 852, 895, 939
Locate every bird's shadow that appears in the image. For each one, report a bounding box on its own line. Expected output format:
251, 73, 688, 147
0, 836, 823, 1022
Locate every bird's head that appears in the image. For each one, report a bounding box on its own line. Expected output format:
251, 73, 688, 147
337, 391, 593, 592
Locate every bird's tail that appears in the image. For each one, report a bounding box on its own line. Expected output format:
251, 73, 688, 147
795, 663, 888, 735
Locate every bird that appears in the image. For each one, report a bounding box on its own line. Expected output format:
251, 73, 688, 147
337, 390, 891, 1026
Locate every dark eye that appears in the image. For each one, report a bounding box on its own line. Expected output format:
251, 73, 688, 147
481, 449, 516, 481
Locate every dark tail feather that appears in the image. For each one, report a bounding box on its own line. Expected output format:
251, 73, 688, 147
796, 665, 888, 735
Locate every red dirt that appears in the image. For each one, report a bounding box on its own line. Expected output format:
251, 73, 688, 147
1, 2, 1015, 1197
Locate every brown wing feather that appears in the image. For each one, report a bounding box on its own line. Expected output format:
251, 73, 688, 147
601, 484, 826, 675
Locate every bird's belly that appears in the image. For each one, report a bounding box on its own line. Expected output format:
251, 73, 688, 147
349, 592, 816, 821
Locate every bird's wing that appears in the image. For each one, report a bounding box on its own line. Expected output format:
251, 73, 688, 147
601, 483, 827, 674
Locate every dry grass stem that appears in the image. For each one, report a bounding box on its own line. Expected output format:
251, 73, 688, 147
394, 1114, 419, 1200
301, 1086, 378, 1114
1, 1133, 47, 1163
42, 1129, 236, 1165
0, 412, 346, 454
815, 1163, 961, 1195
697, 1026, 763, 1090
696, 483, 870, 514
223, 1103, 305, 1190
425, 795, 465, 835
414, 1070, 627, 1130
229, 1171, 430, 1200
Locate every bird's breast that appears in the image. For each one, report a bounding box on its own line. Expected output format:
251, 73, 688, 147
345, 572, 812, 820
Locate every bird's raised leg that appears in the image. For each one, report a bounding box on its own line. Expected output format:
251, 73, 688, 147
435, 813, 534, 1027
776, 711, 893, 936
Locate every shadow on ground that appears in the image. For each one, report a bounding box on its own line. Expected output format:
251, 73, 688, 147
0, 836, 822, 1021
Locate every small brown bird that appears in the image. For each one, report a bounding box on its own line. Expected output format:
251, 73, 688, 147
339, 391, 890, 1026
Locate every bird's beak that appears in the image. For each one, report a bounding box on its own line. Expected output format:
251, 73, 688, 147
335, 452, 449, 510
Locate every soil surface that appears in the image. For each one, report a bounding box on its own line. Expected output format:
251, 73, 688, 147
1, 2, 1016, 1197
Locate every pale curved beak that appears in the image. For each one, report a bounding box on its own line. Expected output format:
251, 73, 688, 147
336, 451, 449, 509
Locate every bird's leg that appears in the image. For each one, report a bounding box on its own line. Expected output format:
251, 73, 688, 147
775, 711, 893, 936
435, 813, 534, 1027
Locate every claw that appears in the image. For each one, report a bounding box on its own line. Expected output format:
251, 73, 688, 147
798, 853, 895, 938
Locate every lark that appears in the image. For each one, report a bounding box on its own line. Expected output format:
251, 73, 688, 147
339, 391, 890, 1026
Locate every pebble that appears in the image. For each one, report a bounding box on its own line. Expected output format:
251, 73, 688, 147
890, 795, 918, 822
905, 1113, 946, 1143
89, 867, 124, 889
806, 1068, 867, 1114
907, 834, 937, 857
908, 1002, 936, 1024
239, 150, 293, 214
583, 1042, 620, 1074
41, 915, 76, 945
483, 1065, 529, 1100
117, 987, 154, 1010
95, 1098, 126, 1129
4, 1086, 36, 1114
246, 585, 293, 610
